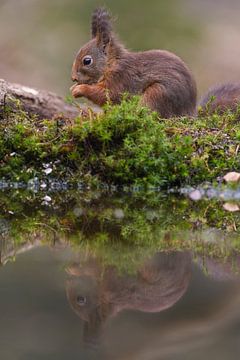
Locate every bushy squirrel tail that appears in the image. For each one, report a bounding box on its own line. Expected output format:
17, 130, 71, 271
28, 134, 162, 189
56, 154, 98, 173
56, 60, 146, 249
198, 83, 240, 116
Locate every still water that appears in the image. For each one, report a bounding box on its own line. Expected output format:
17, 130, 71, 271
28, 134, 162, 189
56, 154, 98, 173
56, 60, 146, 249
1, 188, 240, 359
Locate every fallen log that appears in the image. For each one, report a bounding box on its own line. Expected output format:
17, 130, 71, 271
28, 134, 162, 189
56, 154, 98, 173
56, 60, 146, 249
0, 78, 82, 119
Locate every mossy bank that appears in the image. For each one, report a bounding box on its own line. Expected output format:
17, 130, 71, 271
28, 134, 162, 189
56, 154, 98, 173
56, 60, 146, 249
1, 97, 240, 188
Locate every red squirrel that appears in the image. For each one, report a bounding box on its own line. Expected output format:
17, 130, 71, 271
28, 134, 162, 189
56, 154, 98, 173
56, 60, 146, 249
70, 8, 197, 118
71, 8, 240, 118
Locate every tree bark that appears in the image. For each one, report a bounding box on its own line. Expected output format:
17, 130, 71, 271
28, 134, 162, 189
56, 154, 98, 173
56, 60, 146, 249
0, 78, 86, 120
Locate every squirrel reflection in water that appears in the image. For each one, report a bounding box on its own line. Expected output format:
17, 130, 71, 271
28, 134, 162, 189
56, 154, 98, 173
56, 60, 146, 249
66, 251, 191, 346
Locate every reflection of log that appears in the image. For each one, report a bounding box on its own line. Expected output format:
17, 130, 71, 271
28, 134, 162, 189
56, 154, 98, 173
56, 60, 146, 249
0, 225, 62, 265
0, 239, 41, 266
0, 78, 82, 120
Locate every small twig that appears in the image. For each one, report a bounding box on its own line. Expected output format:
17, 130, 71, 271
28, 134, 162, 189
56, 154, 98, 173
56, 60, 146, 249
236, 144, 239, 155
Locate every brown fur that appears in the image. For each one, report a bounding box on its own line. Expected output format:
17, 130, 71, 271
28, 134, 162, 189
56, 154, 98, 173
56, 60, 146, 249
199, 83, 240, 117
71, 8, 197, 118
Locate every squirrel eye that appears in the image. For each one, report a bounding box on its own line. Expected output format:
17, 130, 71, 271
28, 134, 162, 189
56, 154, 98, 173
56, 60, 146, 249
82, 56, 93, 66
76, 295, 87, 306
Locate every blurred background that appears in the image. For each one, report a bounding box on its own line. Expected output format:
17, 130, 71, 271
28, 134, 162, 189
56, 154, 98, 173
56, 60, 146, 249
0, 0, 240, 99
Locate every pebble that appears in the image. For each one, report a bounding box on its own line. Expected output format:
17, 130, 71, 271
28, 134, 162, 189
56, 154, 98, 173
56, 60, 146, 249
223, 172, 240, 183
113, 208, 125, 219
43, 195, 52, 202
43, 168, 53, 175
189, 189, 202, 201
223, 202, 240, 212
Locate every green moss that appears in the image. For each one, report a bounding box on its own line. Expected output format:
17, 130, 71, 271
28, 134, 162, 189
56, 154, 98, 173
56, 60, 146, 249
1, 97, 240, 187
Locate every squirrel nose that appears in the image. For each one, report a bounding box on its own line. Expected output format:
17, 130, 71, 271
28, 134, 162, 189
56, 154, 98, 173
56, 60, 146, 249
71, 73, 78, 82
71, 60, 79, 82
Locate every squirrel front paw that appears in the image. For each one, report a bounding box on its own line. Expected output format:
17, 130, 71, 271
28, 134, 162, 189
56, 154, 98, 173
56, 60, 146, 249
70, 84, 88, 98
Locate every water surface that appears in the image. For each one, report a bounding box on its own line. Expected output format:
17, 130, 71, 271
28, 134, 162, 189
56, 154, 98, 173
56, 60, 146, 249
1, 188, 240, 359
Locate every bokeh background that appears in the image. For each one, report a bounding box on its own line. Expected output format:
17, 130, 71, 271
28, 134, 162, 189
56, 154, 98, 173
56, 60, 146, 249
1, 0, 240, 99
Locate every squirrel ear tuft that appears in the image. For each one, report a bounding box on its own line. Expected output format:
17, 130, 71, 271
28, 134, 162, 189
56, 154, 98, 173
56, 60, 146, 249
91, 7, 112, 46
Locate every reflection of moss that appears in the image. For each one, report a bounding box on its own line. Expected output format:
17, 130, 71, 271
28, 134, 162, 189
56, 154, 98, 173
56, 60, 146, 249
1, 97, 240, 188
1, 190, 240, 272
